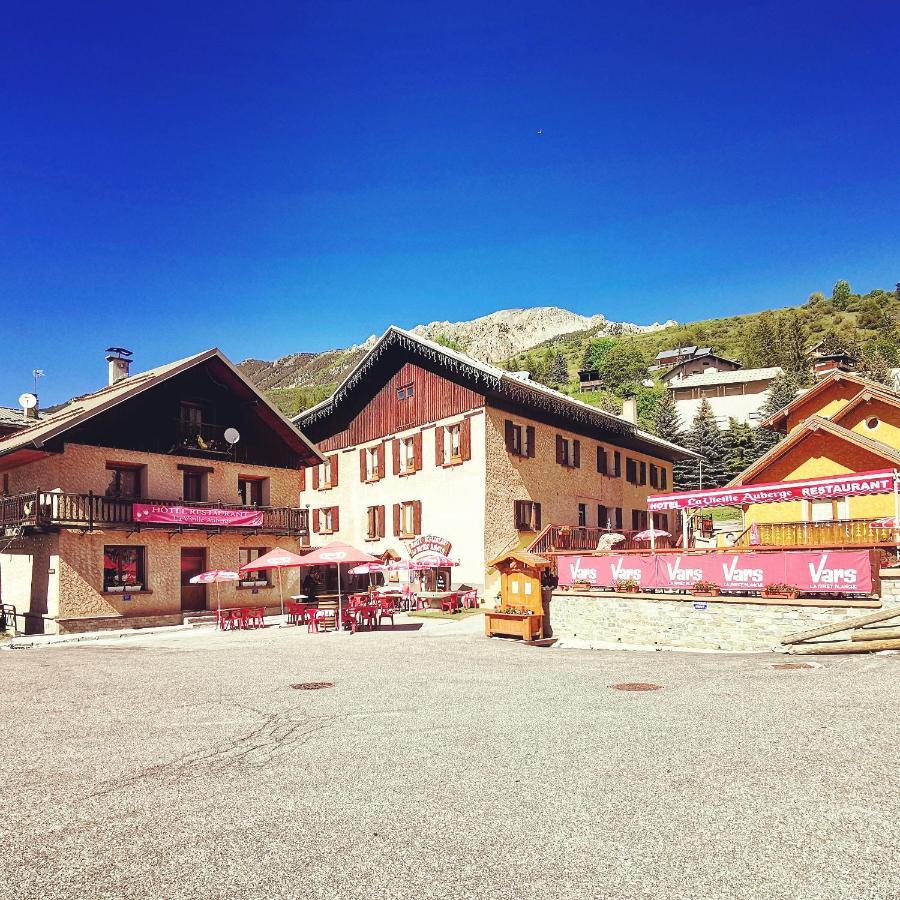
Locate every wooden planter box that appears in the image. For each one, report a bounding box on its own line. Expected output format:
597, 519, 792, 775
763, 590, 800, 600
484, 612, 543, 641
692, 589, 720, 597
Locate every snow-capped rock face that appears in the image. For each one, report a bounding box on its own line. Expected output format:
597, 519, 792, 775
238, 306, 676, 390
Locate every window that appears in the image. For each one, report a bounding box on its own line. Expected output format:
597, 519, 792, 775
597, 505, 608, 528
366, 505, 386, 540
183, 469, 206, 502
639, 461, 647, 486
103, 545, 146, 591
179, 402, 203, 429
394, 501, 422, 538
314, 455, 338, 490
366, 447, 380, 480
611, 507, 623, 529
577, 503, 587, 527
400, 436, 416, 472
626, 458, 637, 484
556, 436, 580, 468
504, 420, 534, 458
514, 500, 542, 531
446, 423, 461, 461
649, 464, 658, 488
597, 446, 608, 475
613, 451, 622, 478
865, 417, 880, 431
314, 506, 339, 534
660, 467, 668, 490
105, 464, 143, 499
238, 477, 266, 506
239, 548, 268, 584
631, 509, 649, 531
397, 383, 415, 426
652, 513, 668, 531
318, 460, 330, 487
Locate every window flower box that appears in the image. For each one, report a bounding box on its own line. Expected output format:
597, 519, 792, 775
691, 581, 720, 597
763, 583, 800, 600
614, 578, 640, 593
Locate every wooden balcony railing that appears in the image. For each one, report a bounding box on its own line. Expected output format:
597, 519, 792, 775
0, 491, 309, 536
528, 525, 675, 555
732, 518, 899, 550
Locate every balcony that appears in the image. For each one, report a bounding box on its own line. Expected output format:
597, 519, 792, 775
0, 492, 309, 537
528, 525, 675, 555
732, 518, 899, 551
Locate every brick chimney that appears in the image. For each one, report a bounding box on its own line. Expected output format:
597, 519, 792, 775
105, 347, 133, 385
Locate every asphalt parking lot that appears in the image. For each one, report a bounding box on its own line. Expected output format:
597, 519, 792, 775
3, 617, 899, 900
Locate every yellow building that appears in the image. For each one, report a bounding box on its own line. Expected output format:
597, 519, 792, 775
730, 372, 900, 542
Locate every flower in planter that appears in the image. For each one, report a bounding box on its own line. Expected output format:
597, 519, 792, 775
763, 582, 799, 596
614, 578, 640, 592
692, 580, 719, 593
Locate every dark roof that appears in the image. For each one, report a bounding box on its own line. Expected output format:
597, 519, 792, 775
0, 407, 40, 429
296, 327, 696, 461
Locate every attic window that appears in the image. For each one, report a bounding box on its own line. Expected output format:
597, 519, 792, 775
865, 416, 879, 431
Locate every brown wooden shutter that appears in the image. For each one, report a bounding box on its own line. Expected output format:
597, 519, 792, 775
332, 506, 339, 532
505, 419, 514, 452
412, 500, 422, 535
435, 425, 445, 466
533, 502, 542, 531
312, 509, 320, 533
555, 435, 563, 465
359, 448, 367, 482
330, 455, 338, 487
378, 442, 386, 478
661, 467, 668, 489
460, 418, 472, 461
513, 500, 523, 529
573, 440, 581, 469
526, 426, 535, 458
597, 446, 607, 474
299, 466, 306, 491
312, 466, 319, 490
376, 505, 385, 538
413, 432, 423, 471
392, 439, 401, 475
393, 503, 401, 537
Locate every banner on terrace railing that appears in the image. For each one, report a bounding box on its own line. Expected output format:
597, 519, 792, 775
557, 550, 877, 594
646, 469, 897, 511
133, 504, 264, 528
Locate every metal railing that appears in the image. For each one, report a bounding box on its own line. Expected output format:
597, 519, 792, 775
0, 491, 309, 536
732, 518, 899, 550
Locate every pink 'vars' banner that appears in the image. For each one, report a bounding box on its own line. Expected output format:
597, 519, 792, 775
557, 550, 875, 594
133, 504, 264, 528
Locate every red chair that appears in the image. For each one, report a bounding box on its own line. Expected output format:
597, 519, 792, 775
378, 599, 395, 627
248, 607, 265, 629
215, 609, 232, 631
359, 605, 378, 630
460, 589, 478, 609
439, 595, 460, 614
340, 607, 358, 632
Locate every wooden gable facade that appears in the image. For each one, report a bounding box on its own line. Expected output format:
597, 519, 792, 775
316, 361, 485, 452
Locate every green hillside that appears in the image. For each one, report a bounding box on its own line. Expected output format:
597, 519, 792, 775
503, 282, 900, 428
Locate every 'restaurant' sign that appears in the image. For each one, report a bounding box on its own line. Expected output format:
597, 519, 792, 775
647, 469, 897, 511
557, 550, 876, 595
409, 534, 452, 558
133, 503, 264, 528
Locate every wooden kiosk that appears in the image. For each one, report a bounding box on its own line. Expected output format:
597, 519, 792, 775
484, 550, 551, 640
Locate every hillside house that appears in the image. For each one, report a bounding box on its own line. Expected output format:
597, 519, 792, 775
668, 367, 784, 429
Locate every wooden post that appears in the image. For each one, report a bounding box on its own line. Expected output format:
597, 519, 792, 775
790, 638, 900, 654
782, 606, 900, 644
851, 626, 900, 641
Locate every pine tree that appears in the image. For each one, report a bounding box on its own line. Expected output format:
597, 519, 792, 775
753, 372, 802, 456
678, 399, 727, 490
653, 391, 684, 440
722, 418, 757, 481
775, 311, 811, 380
831, 279, 852, 310
546, 351, 569, 388
742, 313, 776, 368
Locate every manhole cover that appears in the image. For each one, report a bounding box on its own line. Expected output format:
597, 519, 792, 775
290, 682, 335, 690
773, 663, 813, 670
612, 682, 662, 692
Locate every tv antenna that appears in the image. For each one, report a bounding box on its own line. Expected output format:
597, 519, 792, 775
32, 369, 44, 395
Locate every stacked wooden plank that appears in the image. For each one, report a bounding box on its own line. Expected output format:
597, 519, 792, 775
783, 607, 900, 654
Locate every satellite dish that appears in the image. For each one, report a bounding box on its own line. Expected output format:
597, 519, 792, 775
19, 393, 38, 410
224, 427, 241, 445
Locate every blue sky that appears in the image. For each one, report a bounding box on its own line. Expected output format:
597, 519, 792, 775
2, 1, 899, 403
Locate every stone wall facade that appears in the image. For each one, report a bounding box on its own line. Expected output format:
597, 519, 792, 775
550, 572, 900, 652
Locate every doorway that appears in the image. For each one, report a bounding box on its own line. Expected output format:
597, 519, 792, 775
180, 548, 207, 611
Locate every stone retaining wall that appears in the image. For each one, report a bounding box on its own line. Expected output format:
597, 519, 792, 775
550, 571, 900, 652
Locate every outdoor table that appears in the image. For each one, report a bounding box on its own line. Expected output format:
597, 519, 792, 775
417, 591, 456, 609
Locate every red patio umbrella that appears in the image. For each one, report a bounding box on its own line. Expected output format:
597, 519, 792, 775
189, 570, 239, 622
239, 547, 308, 621
293, 542, 380, 629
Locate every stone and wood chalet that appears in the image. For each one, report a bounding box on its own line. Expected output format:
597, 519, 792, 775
294, 327, 694, 596
0, 349, 322, 634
